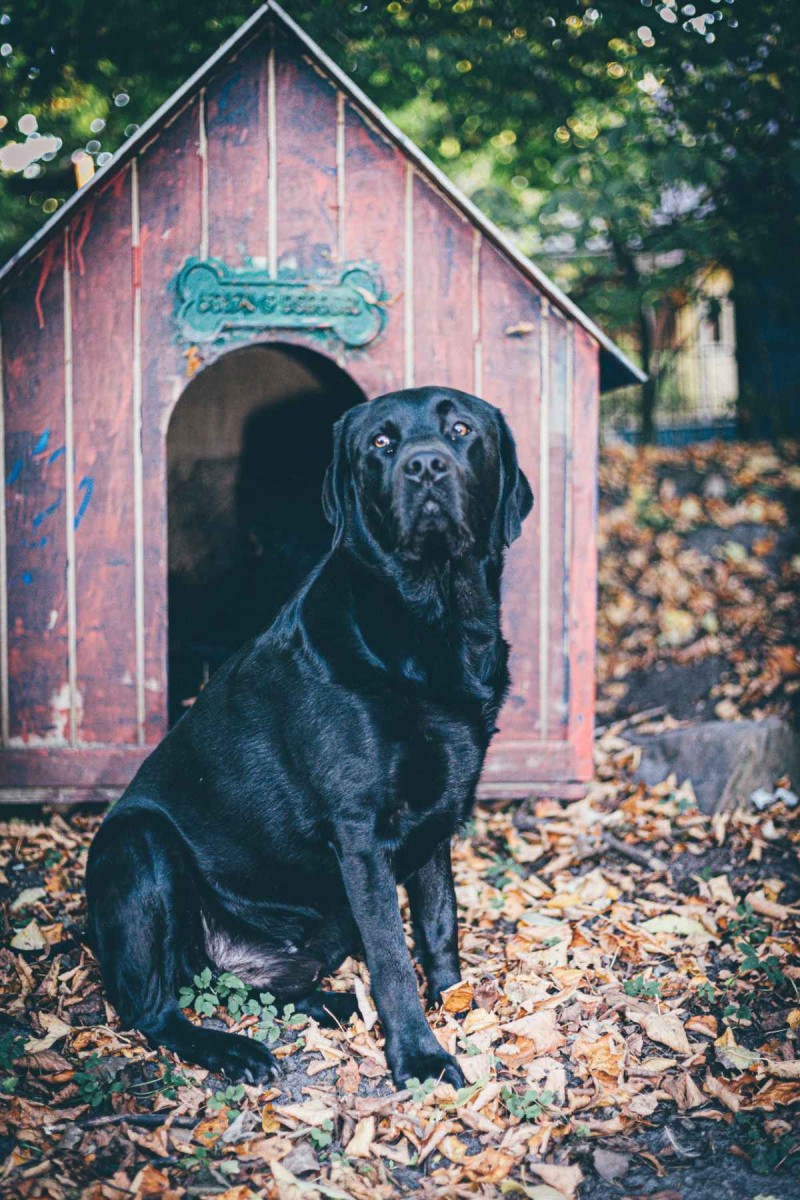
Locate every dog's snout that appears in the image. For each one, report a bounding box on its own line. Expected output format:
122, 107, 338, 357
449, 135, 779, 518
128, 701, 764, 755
402, 448, 452, 484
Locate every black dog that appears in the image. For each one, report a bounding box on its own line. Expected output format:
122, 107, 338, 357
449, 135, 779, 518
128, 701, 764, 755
86, 386, 533, 1088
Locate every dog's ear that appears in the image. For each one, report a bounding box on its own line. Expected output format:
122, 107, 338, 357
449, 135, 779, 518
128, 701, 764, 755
494, 410, 534, 549
322, 412, 352, 546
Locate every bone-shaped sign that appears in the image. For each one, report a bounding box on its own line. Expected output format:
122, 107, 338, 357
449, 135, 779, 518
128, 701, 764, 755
173, 257, 386, 348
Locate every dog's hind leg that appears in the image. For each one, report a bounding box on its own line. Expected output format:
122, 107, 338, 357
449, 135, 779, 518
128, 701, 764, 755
86, 809, 278, 1082
291, 904, 361, 1028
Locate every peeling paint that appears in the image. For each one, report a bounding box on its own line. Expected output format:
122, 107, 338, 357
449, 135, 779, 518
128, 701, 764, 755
74, 476, 94, 530
74, 204, 94, 278
33, 239, 58, 330
32, 491, 63, 529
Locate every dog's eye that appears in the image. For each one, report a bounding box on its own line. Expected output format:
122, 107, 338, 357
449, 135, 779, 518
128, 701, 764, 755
452, 421, 471, 437
372, 433, 391, 449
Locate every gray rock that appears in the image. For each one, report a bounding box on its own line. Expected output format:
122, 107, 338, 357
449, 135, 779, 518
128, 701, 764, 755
630, 717, 800, 813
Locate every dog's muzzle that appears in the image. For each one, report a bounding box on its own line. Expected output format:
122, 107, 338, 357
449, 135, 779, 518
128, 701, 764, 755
393, 442, 470, 558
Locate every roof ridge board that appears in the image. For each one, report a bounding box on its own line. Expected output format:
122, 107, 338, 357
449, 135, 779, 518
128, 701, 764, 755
0, 0, 644, 387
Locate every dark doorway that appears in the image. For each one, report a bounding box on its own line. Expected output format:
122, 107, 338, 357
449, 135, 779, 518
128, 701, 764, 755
166, 343, 366, 723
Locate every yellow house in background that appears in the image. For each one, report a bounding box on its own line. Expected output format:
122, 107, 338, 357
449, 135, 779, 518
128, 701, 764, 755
603, 265, 738, 442
672, 267, 737, 425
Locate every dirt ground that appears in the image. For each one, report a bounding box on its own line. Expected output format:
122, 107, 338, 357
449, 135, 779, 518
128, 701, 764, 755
1, 442, 799, 1200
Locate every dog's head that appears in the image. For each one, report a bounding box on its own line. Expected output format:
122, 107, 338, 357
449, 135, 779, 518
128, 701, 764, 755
322, 387, 533, 564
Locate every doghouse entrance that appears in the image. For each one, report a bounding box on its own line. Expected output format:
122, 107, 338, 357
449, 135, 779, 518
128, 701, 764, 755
166, 344, 366, 723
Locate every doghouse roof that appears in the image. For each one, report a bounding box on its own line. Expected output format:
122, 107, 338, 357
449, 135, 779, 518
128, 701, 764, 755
0, 1, 643, 391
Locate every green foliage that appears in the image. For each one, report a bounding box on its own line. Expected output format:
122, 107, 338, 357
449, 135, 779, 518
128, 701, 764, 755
0, 1031, 21, 1093
500, 1086, 554, 1122
309, 1118, 335, 1150
623, 974, 662, 999
74, 1052, 125, 1109
177, 970, 305, 1050
734, 1114, 800, 1176
208, 1082, 245, 1115
405, 1075, 438, 1104
179, 1144, 210, 1172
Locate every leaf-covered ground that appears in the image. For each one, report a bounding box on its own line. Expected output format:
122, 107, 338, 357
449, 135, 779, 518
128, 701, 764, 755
597, 440, 800, 725
1, 442, 799, 1200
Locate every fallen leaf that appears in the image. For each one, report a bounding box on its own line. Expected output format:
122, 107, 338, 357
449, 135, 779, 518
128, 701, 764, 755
441, 979, 474, 1014
643, 1013, 691, 1056
10, 887, 47, 912
501, 1009, 565, 1054
593, 1148, 629, 1183
766, 1059, 800, 1080
25, 1012, 72, 1054
273, 1098, 336, 1128
714, 1028, 761, 1073
10, 920, 46, 951
641, 914, 716, 940
354, 976, 377, 1031
528, 1162, 583, 1199
345, 1115, 374, 1158
704, 1070, 741, 1112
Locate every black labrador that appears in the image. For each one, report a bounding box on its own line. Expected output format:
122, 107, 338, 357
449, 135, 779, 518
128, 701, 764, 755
86, 386, 533, 1089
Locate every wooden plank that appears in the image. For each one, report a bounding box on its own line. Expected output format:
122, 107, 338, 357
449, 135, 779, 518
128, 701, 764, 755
138, 100, 203, 742
412, 176, 474, 393
479, 241, 542, 745
0, 745, 147, 786
70, 168, 138, 744
567, 326, 599, 779
1, 242, 70, 745
274, 36, 338, 275
546, 310, 570, 740
0, 786, 124, 805
340, 100, 406, 400
206, 32, 270, 266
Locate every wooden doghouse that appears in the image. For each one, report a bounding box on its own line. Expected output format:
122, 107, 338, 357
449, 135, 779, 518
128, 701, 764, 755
0, 3, 642, 805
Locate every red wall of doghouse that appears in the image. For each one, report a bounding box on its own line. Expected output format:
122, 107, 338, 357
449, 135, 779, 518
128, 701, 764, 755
0, 21, 599, 802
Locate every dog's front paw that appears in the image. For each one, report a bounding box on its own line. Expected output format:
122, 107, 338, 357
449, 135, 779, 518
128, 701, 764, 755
388, 1041, 465, 1091
197, 1029, 281, 1084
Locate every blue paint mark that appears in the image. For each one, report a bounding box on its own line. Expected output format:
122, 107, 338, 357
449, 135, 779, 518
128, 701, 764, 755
48, 446, 65, 464
21, 571, 33, 585
32, 492, 63, 529
32, 428, 50, 455
6, 458, 22, 485
74, 476, 94, 530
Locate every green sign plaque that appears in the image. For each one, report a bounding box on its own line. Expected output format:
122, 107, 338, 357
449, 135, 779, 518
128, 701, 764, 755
174, 257, 385, 348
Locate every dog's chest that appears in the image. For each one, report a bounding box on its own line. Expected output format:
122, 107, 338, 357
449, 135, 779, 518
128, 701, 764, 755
376, 710, 483, 860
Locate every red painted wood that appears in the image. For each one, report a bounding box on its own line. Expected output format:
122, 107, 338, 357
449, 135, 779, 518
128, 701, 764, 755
70, 168, 138, 744
274, 33, 338, 274
546, 309, 570, 741
0, 745, 147, 786
2, 242, 70, 745
0, 28, 604, 801
340, 100, 406, 400
206, 32, 270, 266
478, 241, 541, 748
138, 100, 203, 742
568, 326, 599, 779
412, 177, 474, 393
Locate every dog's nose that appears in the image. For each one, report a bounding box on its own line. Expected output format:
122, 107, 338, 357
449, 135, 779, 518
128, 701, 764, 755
403, 449, 451, 484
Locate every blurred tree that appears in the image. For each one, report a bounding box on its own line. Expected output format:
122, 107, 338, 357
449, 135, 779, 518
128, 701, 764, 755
1, 1, 798, 436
